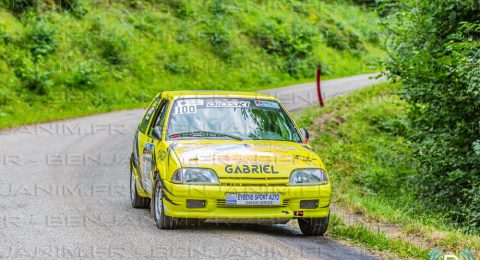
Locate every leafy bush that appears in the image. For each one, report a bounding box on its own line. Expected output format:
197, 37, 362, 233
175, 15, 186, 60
54, 0, 88, 17
292, 1, 309, 16
0, 86, 12, 106
13, 58, 53, 95
323, 28, 349, 51
321, 23, 364, 51
377, 116, 409, 136
356, 167, 402, 194
69, 61, 97, 89
157, 0, 193, 18
249, 16, 318, 77
250, 17, 316, 58
352, 0, 378, 7
24, 18, 56, 58
4, 0, 41, 13
54, 0, 77, 10
164, 54, 191, 74
11, 17, 57, 96
97, 30, 128, 65
474, 141, 480, 156
208, 0, 233, 17
383, 0, 480, 230
4, 0, 87, 16
202, 21, 234, 60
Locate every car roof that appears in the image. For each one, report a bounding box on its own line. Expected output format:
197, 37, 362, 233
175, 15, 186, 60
160, 90, 278, 101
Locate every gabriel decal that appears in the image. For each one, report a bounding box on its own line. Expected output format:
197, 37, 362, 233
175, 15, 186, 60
225, 165, 279, 174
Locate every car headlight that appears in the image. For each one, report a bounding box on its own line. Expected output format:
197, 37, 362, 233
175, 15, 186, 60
171, 168, 219, 185
289, 169, 328, 185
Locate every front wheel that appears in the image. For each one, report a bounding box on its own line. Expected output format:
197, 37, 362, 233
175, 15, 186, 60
152, 179, 179, 229
298, 214, 329, 236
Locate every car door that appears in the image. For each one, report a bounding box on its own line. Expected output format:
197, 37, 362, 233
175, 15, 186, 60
137, 98, 170, 194
135, 97, 161, 194
146, 98, 171, 186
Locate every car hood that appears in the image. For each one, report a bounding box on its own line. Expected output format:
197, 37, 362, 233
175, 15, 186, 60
168, 140, 324, 180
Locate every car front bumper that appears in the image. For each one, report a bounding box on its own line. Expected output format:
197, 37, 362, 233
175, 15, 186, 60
161, 181, 331, 219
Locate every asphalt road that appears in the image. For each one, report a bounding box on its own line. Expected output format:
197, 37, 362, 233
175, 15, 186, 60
260, 72, 384, 112
0, 73, 383, 259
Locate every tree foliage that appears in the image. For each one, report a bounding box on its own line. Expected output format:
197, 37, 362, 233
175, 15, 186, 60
383, 0, 480, 230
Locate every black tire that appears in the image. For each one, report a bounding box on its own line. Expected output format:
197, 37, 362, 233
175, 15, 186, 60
130, 164, 150, 208
298, 214, 329, 236
152, 178, 179, 229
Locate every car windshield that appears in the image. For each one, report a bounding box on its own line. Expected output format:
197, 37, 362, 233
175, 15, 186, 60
167, 98, 302, 142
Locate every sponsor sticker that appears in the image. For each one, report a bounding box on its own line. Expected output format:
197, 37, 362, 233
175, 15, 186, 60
225, 193, 281, 205
225, 164, 279, 174
206, 101, 250, 108
143, 142, 154, 154
254, 100, 280, 109
226, 194, 237, 205
141, 142, 154, 181
180, 99, 204, 106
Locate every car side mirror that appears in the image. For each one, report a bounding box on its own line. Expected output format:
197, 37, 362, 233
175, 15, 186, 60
152, 126, 162, 140
300, 128, 309, 144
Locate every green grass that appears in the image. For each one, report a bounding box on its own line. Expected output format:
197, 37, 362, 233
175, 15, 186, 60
330, 214, 428, 258
294, 83, 480, 258
0, 0, 384, 129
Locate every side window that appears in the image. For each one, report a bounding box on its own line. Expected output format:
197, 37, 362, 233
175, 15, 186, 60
139, 98, 160, 134
148, 100, 170, 137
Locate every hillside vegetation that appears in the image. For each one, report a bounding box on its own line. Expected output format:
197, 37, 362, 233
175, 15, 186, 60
383, 0, 480, 231
0, 0, 383, 128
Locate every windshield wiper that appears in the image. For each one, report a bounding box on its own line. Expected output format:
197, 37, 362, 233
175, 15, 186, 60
169, 131, 243, 141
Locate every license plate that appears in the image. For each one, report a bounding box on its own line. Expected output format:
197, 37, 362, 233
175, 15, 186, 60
225, 193, 281, 206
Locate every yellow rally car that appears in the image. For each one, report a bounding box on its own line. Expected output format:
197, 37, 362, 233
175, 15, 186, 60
130, 91, 331, 236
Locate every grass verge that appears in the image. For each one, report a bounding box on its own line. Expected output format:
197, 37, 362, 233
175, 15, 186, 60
329, 214, 428, 258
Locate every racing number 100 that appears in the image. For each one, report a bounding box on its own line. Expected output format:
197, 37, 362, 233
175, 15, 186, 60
176, 105, 196, 114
